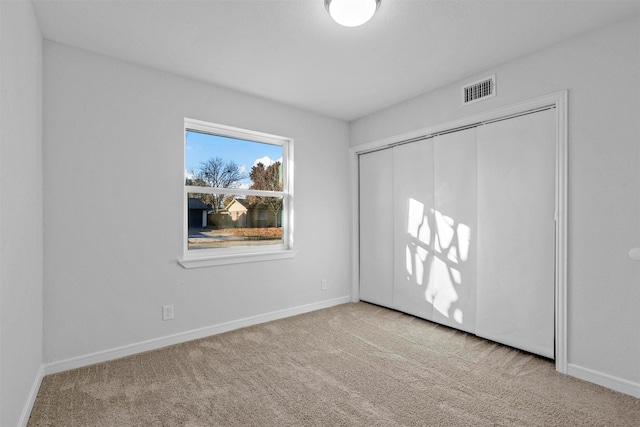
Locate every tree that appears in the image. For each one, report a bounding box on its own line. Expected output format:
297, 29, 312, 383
248, 161, 283, 227
187, 157, 245, 213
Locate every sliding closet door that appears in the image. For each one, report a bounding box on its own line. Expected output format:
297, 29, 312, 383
393, 139, 435, 320
476, 109, 556, 358
431, 128, 477, 333
359, 149, 394, 307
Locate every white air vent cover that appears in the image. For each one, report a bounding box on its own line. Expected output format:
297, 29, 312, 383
463, 75, 496, 105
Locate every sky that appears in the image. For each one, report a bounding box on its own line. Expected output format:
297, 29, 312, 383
185, 130, 283, 188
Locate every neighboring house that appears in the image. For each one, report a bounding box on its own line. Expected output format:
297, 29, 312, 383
210, 197, 280, 228
212, 198, 249, 227
224, 199, 249, 223
188, 198, 211, 229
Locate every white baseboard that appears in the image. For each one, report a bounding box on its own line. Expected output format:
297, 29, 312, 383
567, 363, 640, 398
18, 364, 44, 427
44, 296, 351, 375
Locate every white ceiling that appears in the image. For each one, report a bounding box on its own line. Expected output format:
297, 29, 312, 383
32, 0, 640, 121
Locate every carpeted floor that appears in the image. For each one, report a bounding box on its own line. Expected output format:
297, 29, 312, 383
29, 302, 639, 426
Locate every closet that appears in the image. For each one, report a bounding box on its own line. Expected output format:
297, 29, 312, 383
359, 108, 556, 359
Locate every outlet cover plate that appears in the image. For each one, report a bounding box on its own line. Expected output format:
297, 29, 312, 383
162, 305, 174, 320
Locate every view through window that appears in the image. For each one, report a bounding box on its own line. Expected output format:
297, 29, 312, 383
184, 119, 292, 253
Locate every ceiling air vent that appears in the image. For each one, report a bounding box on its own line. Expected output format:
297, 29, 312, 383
463, 75, 496, 105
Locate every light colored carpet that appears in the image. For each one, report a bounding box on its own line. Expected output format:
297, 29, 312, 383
29, 302, 639, 426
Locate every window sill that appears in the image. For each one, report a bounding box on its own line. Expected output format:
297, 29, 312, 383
179, 249, 298, 268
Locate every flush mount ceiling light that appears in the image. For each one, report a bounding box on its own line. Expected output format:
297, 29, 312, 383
325, 0, 381, 27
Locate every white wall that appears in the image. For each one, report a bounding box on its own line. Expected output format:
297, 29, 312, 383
0, 0, 44, 425
351, 16, 640, 393
42, 41, 351, 365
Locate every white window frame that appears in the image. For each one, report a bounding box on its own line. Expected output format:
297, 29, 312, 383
179, 118, 296, 268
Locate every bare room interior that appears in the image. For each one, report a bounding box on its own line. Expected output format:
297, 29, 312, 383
1, 0, 639, 425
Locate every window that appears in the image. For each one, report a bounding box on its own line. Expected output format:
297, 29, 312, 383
179, 118, 295, 268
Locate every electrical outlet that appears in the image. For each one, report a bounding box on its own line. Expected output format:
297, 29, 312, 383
162, 305, 174, 321
321, 279, 328, 291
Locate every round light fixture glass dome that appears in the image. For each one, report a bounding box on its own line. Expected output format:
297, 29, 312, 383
325, 0, 381, 27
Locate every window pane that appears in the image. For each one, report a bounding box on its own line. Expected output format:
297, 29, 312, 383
187, 193, 284, 250
185, 130, 283, 191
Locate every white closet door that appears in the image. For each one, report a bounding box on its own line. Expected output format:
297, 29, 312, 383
432, 128, 477, 333
392, 139, 435, 320
476, 109, 556, 358
359, 149, 394, 307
